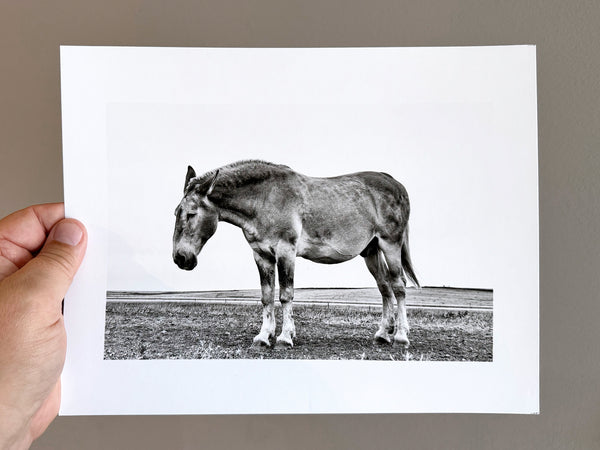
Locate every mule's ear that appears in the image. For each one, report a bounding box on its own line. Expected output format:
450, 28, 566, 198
206, 169, 220, 196
184, 166, 196, 193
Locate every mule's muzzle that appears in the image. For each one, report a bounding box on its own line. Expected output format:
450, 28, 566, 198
174, 251, 197, 271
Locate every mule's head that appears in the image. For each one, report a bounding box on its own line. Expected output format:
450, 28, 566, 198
172, 166, 220, 271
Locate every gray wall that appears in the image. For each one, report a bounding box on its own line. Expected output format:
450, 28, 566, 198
1, 1, 598, 448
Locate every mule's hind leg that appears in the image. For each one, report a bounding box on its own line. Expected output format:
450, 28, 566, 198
379, 240, 410, 348
276, 248, 296, 348
252, 252, 276, 347
363, 249, 395, 344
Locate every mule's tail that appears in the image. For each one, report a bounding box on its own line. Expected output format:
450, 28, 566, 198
401, 225, 420, 288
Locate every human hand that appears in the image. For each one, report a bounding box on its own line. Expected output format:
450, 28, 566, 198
0, 203, 87, 450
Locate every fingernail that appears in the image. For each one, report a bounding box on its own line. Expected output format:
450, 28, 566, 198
53, 221, 83, 246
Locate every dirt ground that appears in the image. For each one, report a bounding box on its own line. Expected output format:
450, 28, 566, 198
104, 302, 492, 361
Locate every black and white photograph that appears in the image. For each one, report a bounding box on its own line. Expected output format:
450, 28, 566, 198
61, 46, 538, 414
104, 109, 495, 362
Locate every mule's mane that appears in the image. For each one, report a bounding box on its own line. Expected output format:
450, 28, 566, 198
187, 160, 290, 195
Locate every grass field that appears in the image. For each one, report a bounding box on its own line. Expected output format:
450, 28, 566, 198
104, 293, 493, 361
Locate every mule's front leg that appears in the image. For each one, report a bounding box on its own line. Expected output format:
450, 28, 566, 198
276, 251, 296, 348
252, 252, 276, 347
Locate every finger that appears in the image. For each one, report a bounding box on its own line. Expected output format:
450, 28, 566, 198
0, 251, 20, 280
0, 203, 65, 253
0, 204, 65, 277
5, 219, 87, 313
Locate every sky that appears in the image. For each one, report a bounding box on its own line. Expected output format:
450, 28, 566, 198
107, 101, 504, 291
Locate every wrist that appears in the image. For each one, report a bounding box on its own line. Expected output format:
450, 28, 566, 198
0, 404, 33, 450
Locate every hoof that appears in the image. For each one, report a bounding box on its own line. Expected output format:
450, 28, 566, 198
252, 335, 272, 348
374, 330, 393, 344
393, 334, 410, 349
275, 335, 294, 348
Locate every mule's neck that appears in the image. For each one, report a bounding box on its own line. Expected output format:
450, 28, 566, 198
216, 205, 254, 233
206, 161, 286, 234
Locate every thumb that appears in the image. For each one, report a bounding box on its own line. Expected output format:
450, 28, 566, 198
9, 219, 87, 312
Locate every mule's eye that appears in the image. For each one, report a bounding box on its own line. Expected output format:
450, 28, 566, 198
186, 213, 196, 221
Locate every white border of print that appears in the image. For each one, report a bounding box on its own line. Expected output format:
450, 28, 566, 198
60, 46, 538, 415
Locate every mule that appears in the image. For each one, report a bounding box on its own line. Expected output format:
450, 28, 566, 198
172, 160, 419, 348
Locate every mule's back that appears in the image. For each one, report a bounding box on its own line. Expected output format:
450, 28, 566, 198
296, 171, 410, 263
